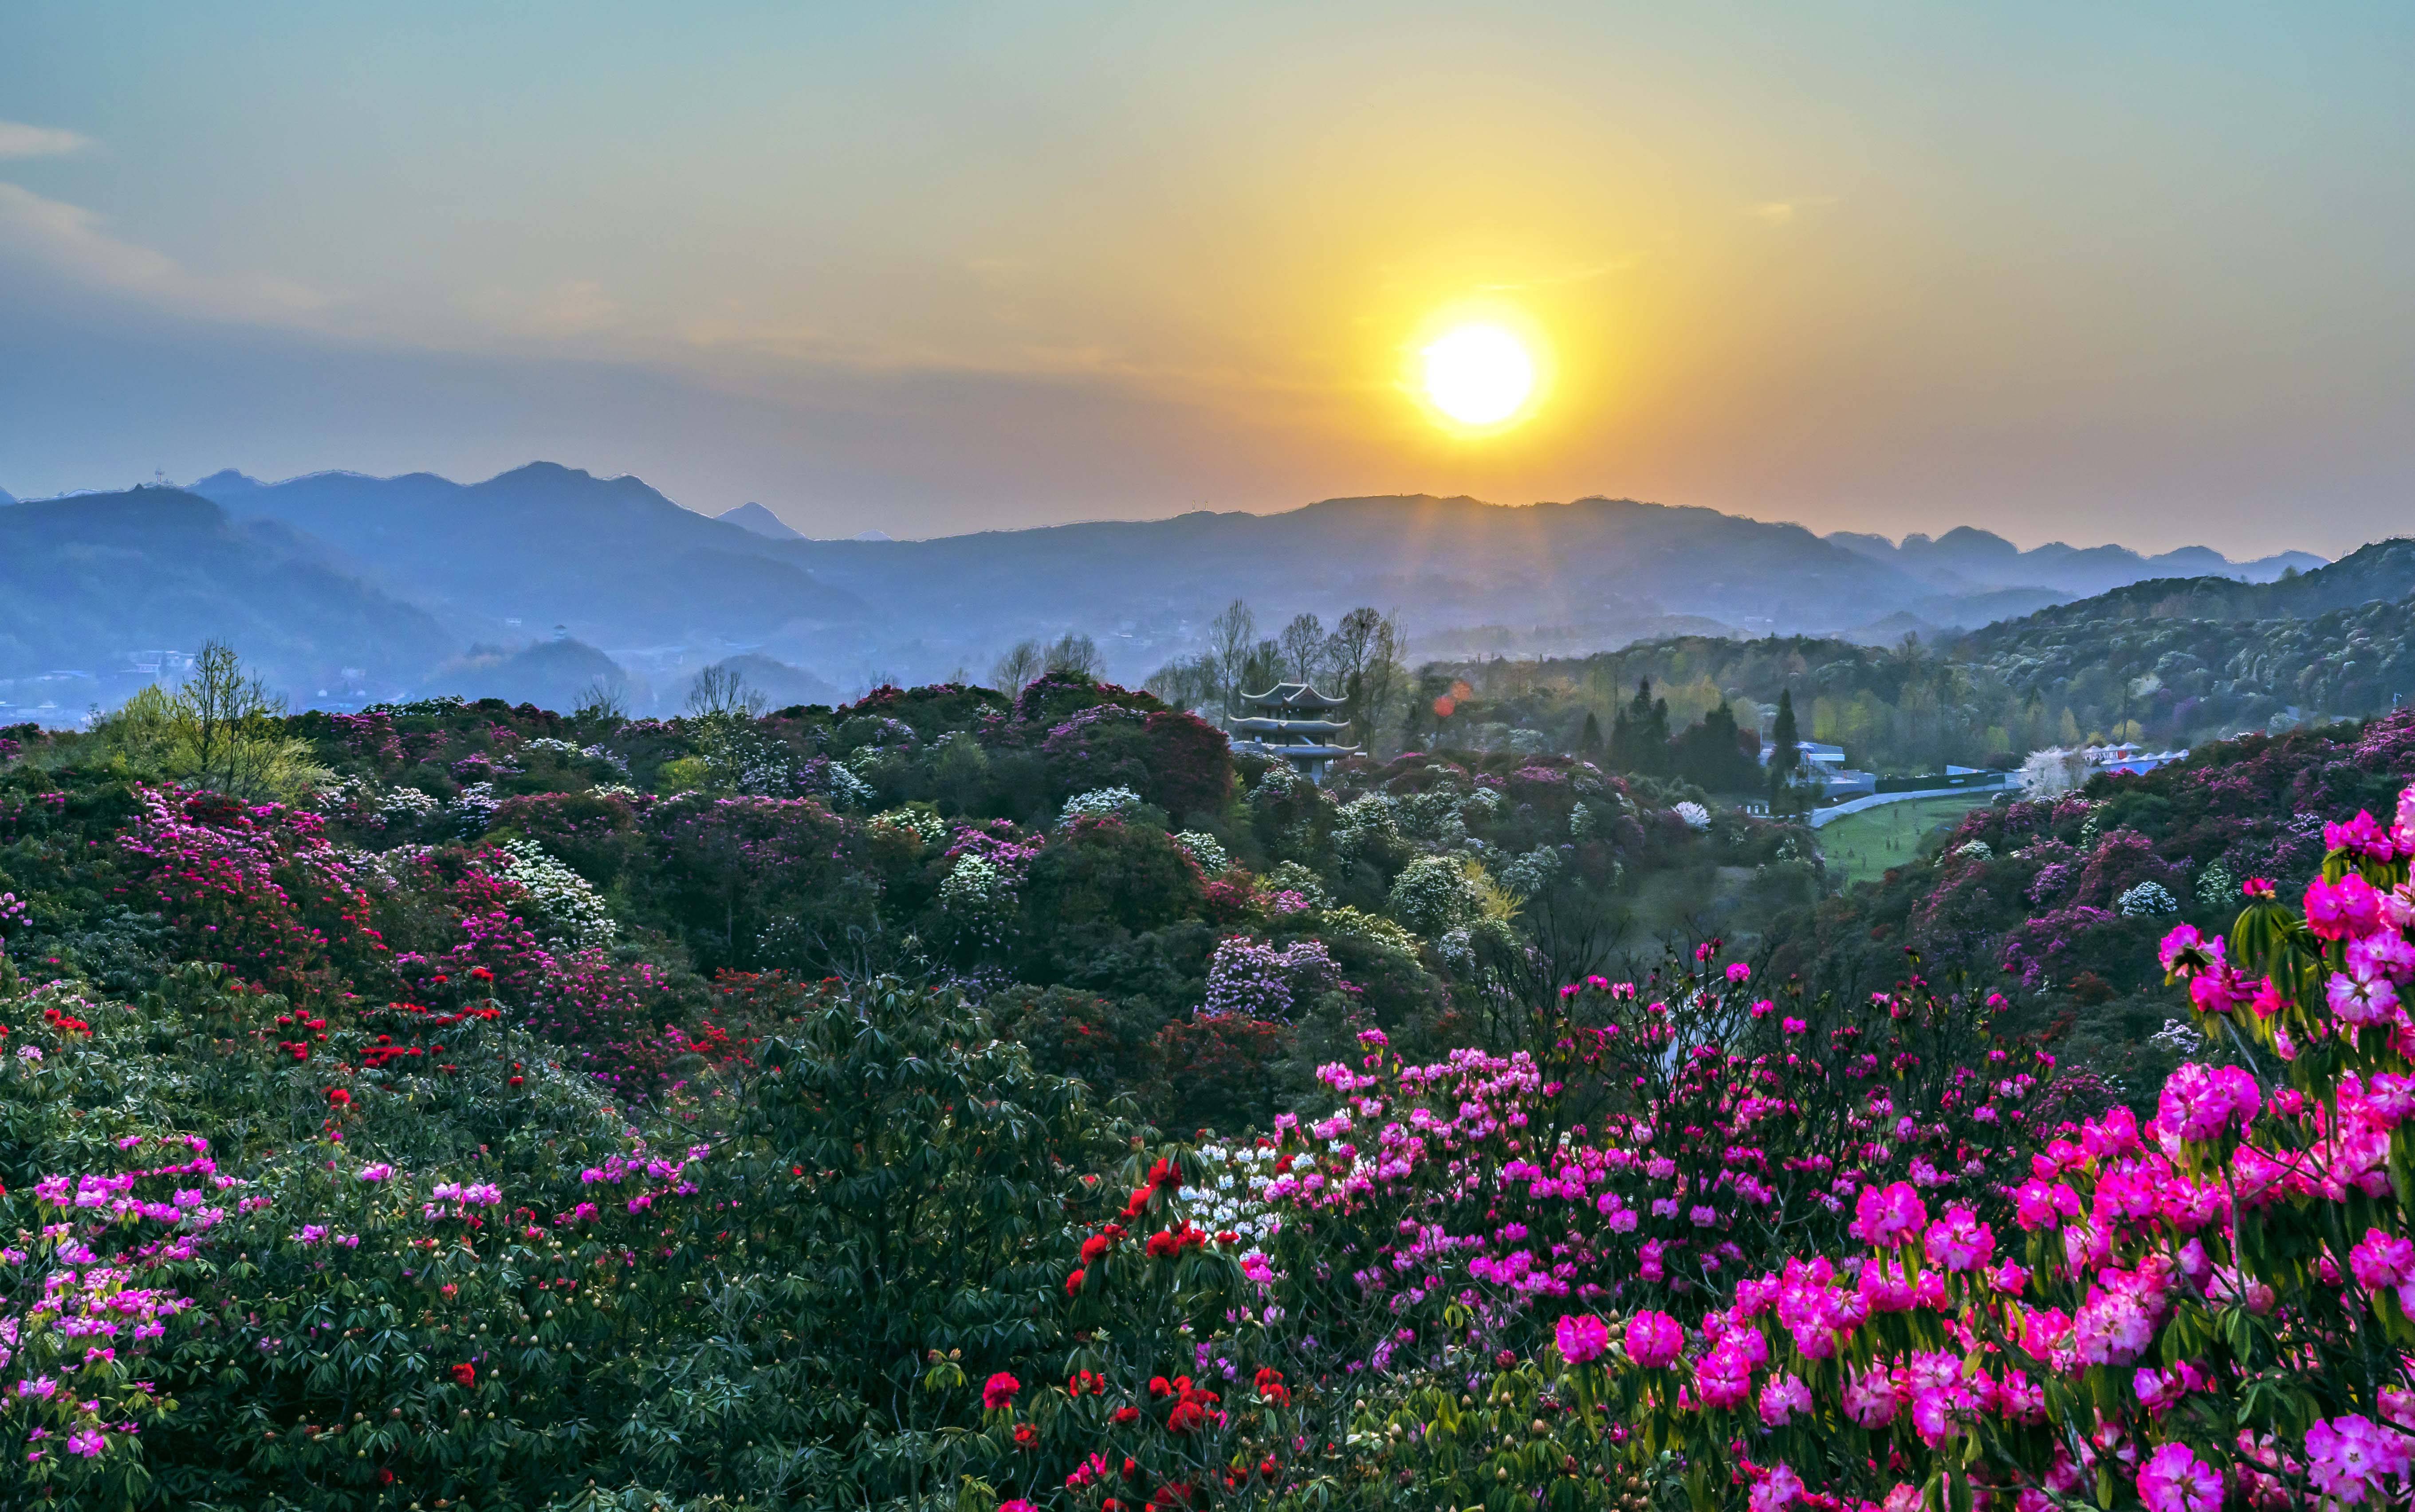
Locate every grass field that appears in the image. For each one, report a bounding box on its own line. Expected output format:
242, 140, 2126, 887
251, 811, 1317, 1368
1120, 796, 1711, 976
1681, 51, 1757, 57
1816, 795, 1998, 887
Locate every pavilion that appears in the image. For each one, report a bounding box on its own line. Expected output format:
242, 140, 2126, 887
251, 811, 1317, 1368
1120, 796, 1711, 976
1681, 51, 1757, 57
1231, 682, 1358, 781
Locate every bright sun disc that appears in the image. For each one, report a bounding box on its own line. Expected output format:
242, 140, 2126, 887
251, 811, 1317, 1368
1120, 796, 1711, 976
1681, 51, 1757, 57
1421, 323, 1535, 426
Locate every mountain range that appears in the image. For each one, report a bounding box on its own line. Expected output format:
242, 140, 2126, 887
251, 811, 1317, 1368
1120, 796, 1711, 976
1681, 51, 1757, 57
1825, 524, 2321, 600
0, 462, 2343, 718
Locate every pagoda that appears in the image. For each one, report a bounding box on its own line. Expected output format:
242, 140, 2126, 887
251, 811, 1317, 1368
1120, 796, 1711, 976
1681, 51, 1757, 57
1231, 682, 1358, 781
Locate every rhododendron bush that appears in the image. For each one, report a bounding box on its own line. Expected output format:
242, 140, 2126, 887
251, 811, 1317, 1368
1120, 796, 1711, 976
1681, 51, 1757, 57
1297, 782, 2415, 1512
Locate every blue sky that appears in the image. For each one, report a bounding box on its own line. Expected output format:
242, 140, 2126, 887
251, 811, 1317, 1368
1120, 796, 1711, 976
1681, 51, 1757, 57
1, 2, 2409, 553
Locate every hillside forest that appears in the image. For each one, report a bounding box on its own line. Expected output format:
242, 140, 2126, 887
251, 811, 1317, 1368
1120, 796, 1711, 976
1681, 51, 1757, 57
5, 631, 2415, 1507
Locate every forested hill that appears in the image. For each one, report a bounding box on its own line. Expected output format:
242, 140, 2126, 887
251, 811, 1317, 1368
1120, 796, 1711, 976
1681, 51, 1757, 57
1952, 536, 2415, 742
0, 486, 456, 693
1417, 537, 2415, 773
1959, 535, 2415, 643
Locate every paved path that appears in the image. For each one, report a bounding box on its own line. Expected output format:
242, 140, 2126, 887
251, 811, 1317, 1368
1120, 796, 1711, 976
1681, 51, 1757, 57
1807, 779, 2014, 829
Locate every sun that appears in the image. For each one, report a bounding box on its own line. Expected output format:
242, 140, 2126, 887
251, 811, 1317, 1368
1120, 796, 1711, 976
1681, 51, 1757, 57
1420, 322, 1536, 427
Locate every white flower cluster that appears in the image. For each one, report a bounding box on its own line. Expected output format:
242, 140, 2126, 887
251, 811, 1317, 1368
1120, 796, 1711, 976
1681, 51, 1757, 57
492, 838, 617, 947
1461, 785, 1506, 820
1060, 786, 1143, 823
798, 761, 876, 810
936, 852, 1016, 948
378, 786, 441, 826
2195, 861, 2236, 910
449, 782, 500, 835
1952, 840, 1994, 862
1497, 844, 1564, 898
1569, 802, 1597, 840
310, 773, 374, 813
869, 806, 950, 847
1262, 860, 1332, 909
2117, 880, 2179, 918
1248, 762, 1306, 805
1673, 800, 1712, 831
1387, 854, 1485, 938
2148, 1017, 2207, 1056
1179, 1142, 1283, 1243
522, 738, 585, 757
1171, 830, 1229, 873
1331, 792, 1403, 860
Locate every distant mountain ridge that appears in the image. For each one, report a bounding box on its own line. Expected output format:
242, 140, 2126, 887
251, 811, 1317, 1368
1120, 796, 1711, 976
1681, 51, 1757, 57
0, 486, 455, 715
0, 461, 2334, 715
1827, 523, 2323, 599
716, 501, 803, 541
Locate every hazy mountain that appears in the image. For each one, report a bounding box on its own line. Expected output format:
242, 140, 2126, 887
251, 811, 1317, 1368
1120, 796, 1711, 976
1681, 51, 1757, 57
775, 494, 1965, 678
190, 463, 864, 649
1958, 537, 2415, 650
0, 486, 16, 505
1827, 524, 2326, 599
0, 486, 454, 701
1945, 538, 2415, 740
0, 462, 2295, 707
424, 637, 637, 712
717, 501, 803, 541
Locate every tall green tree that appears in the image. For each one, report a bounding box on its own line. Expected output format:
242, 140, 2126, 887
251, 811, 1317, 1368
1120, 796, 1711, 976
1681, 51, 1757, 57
1768, 687, 1807, 813
1608, 677, 1671, 775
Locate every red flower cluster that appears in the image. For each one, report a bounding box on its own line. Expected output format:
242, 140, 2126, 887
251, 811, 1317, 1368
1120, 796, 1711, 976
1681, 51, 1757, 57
1142, 1223, 1208, 1259
981, 1371, 1019, 1411
1069, 1155, 1184, 1294
450, 1363, 476, 1387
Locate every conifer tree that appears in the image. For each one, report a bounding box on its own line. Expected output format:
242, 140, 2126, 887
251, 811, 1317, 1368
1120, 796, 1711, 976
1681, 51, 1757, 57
1768, 688, 1805, 813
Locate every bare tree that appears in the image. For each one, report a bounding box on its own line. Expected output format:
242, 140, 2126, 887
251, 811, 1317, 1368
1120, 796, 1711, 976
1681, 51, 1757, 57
685, 663, 766, 720
1240, 637, 1285, 703
1205, 599, 1256, 720
990, 639, 1045, 691
1145, 653, 1221, 714
1346, 612, 1408, 753
1329, 607, 1383, 697
183, 640, 286, 796
572, 678, 629, 722
1044, 632, 1101, 678
1278, 613, 1327, 685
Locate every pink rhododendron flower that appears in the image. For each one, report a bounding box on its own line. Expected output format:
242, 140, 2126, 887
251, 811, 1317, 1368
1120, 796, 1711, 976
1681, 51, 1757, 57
1923, 1205, 1994, 1271
2157, 1062, 2260, 1141
2136, 1441, 2222, 1512
2305, 1414, 2413, 1504
1624, 1311, 1683, 1369
1748, 1464, 1804, 1511
2308, 873, 2384, 941
1554, 1312, 1610, 1364
2350, 1229, 2415, 1291
1849, 1181, 1926, 1247
1758, 1372, 1811, 1426
2329, 965, 2402, 1027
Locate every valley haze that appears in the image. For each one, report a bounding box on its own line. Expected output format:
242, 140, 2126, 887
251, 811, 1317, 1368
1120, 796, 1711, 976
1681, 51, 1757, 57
0, 459, 2330, 723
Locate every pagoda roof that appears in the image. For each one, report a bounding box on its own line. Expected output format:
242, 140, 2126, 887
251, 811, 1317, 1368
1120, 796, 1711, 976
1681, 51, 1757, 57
1241, 681, 1347, 710
1231, 716, 1351, 735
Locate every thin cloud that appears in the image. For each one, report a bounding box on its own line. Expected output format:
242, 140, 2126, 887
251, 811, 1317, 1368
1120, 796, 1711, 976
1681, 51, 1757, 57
0, 182, 330, 321
1750, 196, 1839, 227
0, 121, 93, 159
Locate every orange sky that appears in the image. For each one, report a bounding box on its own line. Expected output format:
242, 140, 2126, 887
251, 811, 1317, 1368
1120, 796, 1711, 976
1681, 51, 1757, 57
2, 3, 2410, 555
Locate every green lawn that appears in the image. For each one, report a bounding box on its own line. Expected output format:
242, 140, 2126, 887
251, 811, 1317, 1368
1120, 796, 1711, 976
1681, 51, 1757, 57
1816, 794, 1998, 887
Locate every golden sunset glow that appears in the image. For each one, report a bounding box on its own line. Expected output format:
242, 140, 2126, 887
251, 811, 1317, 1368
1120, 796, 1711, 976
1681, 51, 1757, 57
1420, 323, 1538, 428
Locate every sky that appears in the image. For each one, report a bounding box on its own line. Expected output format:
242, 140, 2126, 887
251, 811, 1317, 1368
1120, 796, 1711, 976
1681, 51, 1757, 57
1, 2, 2410, 556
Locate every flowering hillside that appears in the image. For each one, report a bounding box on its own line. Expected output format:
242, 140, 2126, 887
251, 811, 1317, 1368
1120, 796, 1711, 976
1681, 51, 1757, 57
1774, 709, 2415, 1102
4, 671, 2413, 1508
